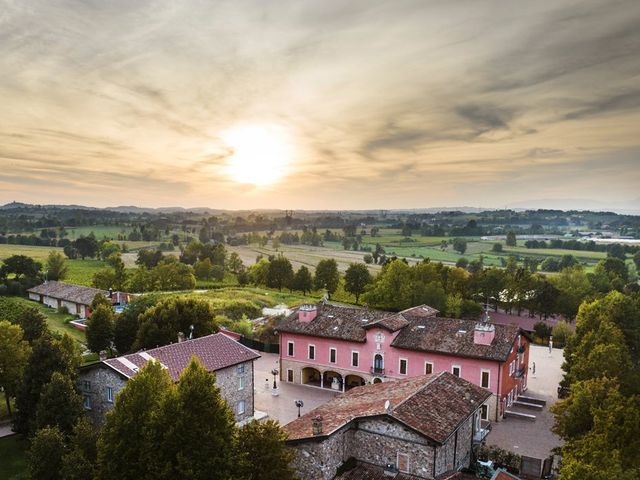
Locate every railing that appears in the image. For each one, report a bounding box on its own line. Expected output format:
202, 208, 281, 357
515, 366, 526, 378
518, 345, 526, 353
370, 366, 385, 375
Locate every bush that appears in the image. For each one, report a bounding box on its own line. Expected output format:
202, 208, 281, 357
551, 320, 573, 347
534, 321, 552, 341
57, 306, 69, 315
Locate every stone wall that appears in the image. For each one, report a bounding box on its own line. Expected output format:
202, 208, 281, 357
78, 360, 256, 424
77, 366, 127, 424
350, 417, 435, 478
435, 414, 475, 476
290, 427, 353, 480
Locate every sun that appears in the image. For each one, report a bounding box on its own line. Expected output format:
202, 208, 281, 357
221, 124, 293, 186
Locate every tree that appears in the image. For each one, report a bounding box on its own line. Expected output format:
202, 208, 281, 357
505, 231, 516, 247
0, 254, 42, 280
550, 266, 593, 320
363, 253, 374, 264
344, 263, 372, 303
236, 420, 297, 480
35, 372, 83, 435
291, 266, 313, 295
0, 321, 31, 417
60, 418, 99, 480
97, 361, 173, 480
452, 238, 467, 255
150, 258, 196, 291
134, 297, 218, 350
634, 251, 640, 270
14, 334, 79, 434
113, 296, 156, 354
491, 243, 503, 253
145, 359, 237, 479
266, 256, 294, 291
99, 241, 121, 261
606, 243, 626, 260
92, 253, 127, 291
73, 236, 99, 259
29, 426, 66, 480
16, 307, 48, 344
227, 252, 244, 274
86, 305, 115, 354
136, 249, 164, 269
45, 251, 68, 281
194, 257, 213, 280
314, 258, 340, 294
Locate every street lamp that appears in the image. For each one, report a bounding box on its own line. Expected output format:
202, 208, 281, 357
271, 369, 279, 390
295, 399, 304, 417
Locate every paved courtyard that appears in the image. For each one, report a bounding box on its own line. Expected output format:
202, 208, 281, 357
485, 344, 563, 459
253, 352, 339, 425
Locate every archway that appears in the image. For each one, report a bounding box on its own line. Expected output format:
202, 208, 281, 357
324, 371, 344, 391
373, 354, 384, 374
345, 374, 366, 390
302, 367, 322, 387
372, 377, 383, 384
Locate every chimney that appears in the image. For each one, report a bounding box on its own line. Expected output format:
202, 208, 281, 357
298, 304, 318, 323
312, 416, 323, 435
474, 322, 495, 345
99, 350, 108, 361
177, 332, 185, 343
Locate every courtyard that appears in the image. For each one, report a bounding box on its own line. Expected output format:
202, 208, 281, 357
485, 344, 564, 460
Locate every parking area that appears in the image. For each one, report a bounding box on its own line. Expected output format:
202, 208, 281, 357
485, 345, 564, 459
253, 352, 339, 425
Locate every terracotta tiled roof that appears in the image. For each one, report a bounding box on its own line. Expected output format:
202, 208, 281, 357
27, 280, 107, 306
491, 470, 521, 480
103, 333, 260, 381
391, 317, 520, 362
277, 303, 438, 341
285, 372, 491, 444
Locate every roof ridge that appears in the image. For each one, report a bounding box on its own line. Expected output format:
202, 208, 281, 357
391, 373, 442, 412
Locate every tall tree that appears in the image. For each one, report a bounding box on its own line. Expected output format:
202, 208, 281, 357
29, 426, 66, 480
266, 256, 294, 291
0, 321, 31, 417
505, 231, 517, 247
97, 361, 173, 480
35, 372, 83, 435
314, 258, 340, 294
73, 236, 99, 260
45, 251, 68, 281
86, 305, 115, 354
292, 266, 313, 295
236, 420, 297, 480
0, 254, 42, 280
344, 263, 372, 303
146, 358, 237, 479
60, 418, 99, 480
452, 238, 467, 255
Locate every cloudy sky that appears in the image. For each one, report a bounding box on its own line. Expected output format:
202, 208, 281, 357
1, 0, 639, 210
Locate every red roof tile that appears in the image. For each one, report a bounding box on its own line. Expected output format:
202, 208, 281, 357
104, 333, 260, 381
285, 372, 491, 444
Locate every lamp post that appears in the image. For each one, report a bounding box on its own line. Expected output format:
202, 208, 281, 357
295, 399, 304, 418
271, 369, 279, 390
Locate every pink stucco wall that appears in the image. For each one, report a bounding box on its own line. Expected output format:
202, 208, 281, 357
279, 327, 502, 394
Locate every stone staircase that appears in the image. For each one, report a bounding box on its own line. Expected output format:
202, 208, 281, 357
505, 394, 546, 421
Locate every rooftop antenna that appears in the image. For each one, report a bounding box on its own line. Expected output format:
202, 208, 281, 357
188, 324, 194, 340
483, 299, 491, 324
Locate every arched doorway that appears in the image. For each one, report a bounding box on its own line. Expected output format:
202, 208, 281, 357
302, 367, 322, 388
345, 374, 366, 390
324, 371, 343, 391
372, 377, 383, 384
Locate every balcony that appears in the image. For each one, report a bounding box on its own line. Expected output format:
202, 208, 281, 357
370, 366, 385, 376
515, 366, 526, 378
518, 345, 526, 354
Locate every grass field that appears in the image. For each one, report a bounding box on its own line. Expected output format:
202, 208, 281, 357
0, 436, 28, 480
65, 225, 132, 239
0, 244, 62, 262
6, 296, 86, 344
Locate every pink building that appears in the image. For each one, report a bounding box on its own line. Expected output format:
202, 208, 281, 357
277, 303, 530, 422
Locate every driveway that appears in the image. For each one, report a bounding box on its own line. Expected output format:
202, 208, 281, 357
253, 352, 338, 425
485, 345, 563, 459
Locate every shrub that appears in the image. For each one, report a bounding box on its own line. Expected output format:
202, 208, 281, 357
534, 321, 552, 341
551, 320, 573, 347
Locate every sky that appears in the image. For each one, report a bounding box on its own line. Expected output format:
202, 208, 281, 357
1, 0, 639, 211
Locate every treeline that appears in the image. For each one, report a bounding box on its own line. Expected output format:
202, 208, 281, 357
524, 238, 640, 254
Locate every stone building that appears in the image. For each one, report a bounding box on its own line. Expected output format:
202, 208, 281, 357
78, 333, 260, 424
284, 372, 491, 480
277, 303, 530, 422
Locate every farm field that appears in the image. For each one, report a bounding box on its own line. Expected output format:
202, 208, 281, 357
5, 296, 86, 344
0, 244, 62, 262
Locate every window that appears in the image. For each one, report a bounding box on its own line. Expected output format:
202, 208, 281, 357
481, 370, 490, 389
329, 348, 337, 364
237, 363, 245, 374
83, 395, 92, 410
452, 365, 461, 377
352, 351, 359, 367
481, 404, 489, 420
399, 358, 408, 375
106, 386, 113, 403
397, 452, 409, 473
239, 376, 245, 390
424, 362, 433, 375
287, 369, 294, 382
287, 341, 294, 357
308, 344, 316, 360
237, 400, 246, 415
509, 360, 515, 376
82, 380, 91, 392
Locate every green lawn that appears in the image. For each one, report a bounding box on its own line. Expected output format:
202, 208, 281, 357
65, 259, 108, 286
0, 435, 29, 480
64, 225, 132, 240
6, 296, 86, 345
0, 244, 62, 262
